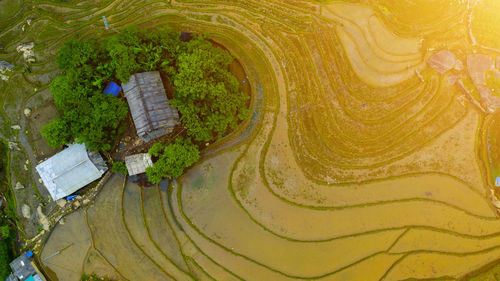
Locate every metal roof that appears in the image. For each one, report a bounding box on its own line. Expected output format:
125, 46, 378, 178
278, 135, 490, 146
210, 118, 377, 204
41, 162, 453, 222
35, 143, 107, 201
9, 254, 35, 281
122, 71, 179, 142
125, 153, 153, 176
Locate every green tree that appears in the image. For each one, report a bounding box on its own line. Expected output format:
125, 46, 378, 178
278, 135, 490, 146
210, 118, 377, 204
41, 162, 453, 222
104, 34, 139, 83
44, 28, 248, 153
172, 36, 249, 142
43, 91, 128, 151
148, 142, 163, 157
41, 118, 72, 148
44, 38, 129, 151
103, 27, 183, 83
56, 39, 97, 72
146, 138, 200, 183
0, 237, 11, 280
0, 226, 9, 239
112, 161, 128, 175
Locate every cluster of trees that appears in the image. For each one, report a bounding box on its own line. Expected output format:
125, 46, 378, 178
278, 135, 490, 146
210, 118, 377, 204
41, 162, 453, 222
143, 33, 250, 182
44, 27, 249, 181
42, 39, 129, 151
42, 28, 185, 151
146, 138, 199, 184
172, 36, 250, 142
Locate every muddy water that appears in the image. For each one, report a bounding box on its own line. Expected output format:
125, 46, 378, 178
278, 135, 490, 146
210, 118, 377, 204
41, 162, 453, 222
36, 0, 500, 279
176, 1, 500, 280
39, 210, 91, 281
486, 112, 500, 181
42, 266, 59, 281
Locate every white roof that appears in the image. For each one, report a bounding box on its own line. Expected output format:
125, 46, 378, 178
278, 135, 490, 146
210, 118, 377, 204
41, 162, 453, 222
125, 153, 153, 175
36, 143, 105, 200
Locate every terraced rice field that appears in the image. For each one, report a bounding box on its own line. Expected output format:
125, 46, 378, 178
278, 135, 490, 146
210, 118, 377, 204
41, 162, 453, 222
2, 0, 500, 280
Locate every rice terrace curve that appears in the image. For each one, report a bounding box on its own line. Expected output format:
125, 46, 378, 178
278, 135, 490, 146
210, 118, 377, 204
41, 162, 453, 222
2, 0, 500, 280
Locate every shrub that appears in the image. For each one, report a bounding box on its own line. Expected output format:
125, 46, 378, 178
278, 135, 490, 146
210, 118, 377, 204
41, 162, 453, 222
44, 27, 249, 154
0, 241, 10, 280
111, 161, 128, 175
146, 138, 200, 183
172, 36, 250, 142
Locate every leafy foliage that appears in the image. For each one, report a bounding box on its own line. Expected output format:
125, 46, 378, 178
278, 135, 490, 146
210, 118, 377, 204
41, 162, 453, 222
148, 142, 163, 158
172, 36, 250, 142
112, 161, 128, 175
43, 40, 128, 151
146, 138, 200, 183
44, 27, 249, 158
0, 241, 10, 280
0, 226, 10, 239
41, 118, 72, 149
42, 85, 128, 151
43, 27, 185, 151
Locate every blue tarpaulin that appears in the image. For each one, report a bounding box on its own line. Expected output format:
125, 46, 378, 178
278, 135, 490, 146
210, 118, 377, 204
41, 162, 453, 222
104, 81, 121, 96
25, 251, 33, 258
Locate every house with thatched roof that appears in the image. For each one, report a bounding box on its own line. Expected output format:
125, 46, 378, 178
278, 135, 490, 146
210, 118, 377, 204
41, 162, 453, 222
35, 143, 107, 201
122, 71, 179, 142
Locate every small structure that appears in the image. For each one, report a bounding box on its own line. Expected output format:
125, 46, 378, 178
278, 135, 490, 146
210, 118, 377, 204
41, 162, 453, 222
35, 143, 108, 201
427, 50, 458, 74
122, 71, 179, 142
495, 177, 500, 187
125, 153, 153, 176
6, 252, 45, 281
104, 81, 121, 96
16, 42, 35, 63
0, 61, 14, 81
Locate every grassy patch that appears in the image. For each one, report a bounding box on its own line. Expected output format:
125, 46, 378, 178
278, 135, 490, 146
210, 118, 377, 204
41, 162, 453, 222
0, 0, 22, 19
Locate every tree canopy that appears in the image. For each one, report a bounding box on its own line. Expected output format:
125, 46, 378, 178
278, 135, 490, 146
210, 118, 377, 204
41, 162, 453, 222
44, 27, 250, 181
42, 27, 185, 151
112, 161, 128, 175
172, 37, 249, 142
146, 138, 200, 183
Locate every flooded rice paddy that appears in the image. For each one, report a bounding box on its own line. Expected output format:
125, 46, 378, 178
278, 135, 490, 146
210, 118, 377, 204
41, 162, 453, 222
22, 0, 500, 279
